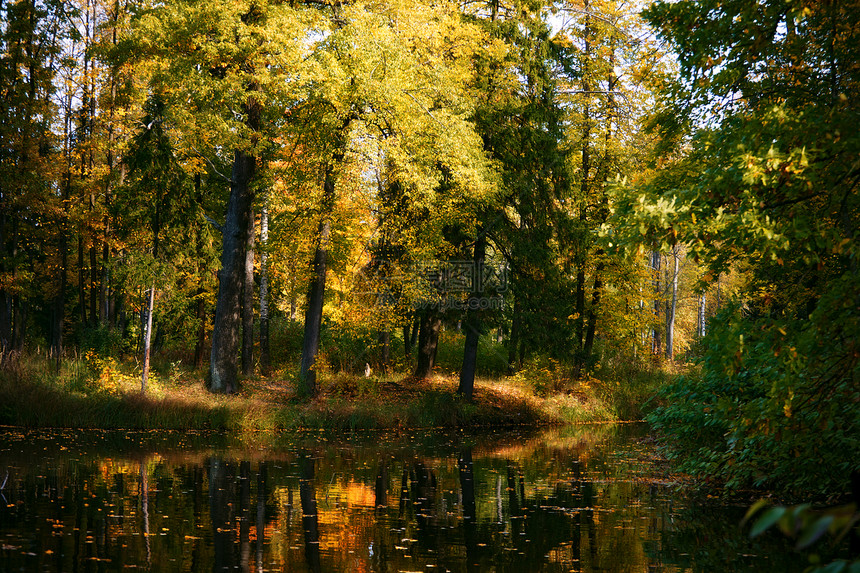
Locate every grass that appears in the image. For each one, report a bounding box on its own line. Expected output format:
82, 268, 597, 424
0, 347, 672, 437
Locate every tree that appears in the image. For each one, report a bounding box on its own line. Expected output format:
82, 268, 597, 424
130, 0, 310, 393
0, 0, 64, 356
286, 0, 492, 395
119, 94, 192, 391
636, 0, 860, 495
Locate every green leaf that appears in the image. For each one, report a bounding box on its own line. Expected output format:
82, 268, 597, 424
749, 506, 786, 538
815, 561, 847, 573
797, 515, 834, 549
742, 499, 770, 526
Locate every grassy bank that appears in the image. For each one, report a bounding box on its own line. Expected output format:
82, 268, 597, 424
0, 351, 670, 435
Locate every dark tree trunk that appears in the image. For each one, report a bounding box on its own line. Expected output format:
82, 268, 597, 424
299, 167, 335, 396
193, 173, 206, 370
242, 210, 255, 377
582, 259, 605, 372
299, 141, 345, 395
377, 330, 390, 371
209, 149, 256, 394
507, 296, 521, 374
89, 239, 98, 327
415, 311, 441, 379
458, 230, 486, 400
574, 7, 592, 357
259, 203, 271, 375
402, 321, 411, 359
78, 234, 86, 326
194, 286, 206, 370
52, 219, 67, 365
0, 209, 10, 355
409, 313, 419, 352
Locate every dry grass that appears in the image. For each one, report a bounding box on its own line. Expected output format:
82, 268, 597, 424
0, 353, 641, 435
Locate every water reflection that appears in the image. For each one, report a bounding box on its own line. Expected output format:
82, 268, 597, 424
0, 426, 813, 572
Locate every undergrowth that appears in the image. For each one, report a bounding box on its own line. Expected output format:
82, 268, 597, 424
0, 349, 675, 435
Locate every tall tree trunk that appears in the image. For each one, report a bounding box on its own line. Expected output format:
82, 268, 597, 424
53, 222, 67, 365
666, 246, 679, 360
402, 320, 412, 359
377, 330, 390, 372
459, 230, 487, 400
78, 234, 87, 326
582, 259, 605, 372
242, 209, 255, 376
209, 149, 256, 394
194, 284, 206, 370
697, 291, 706, 338
574, 3, 593, 356
141, 285, 155, 392
415, 311, 441, 379
651, 250, 662, 355
507, 295, 521, 374
299, 162, 336, 395
141, 195, 161, 393
259, 202, 271, 375
193, 174, 207, 370
89, 235, 98, 327
299, 120, 349, 395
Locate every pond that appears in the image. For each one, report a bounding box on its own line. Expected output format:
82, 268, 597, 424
0, 424, 809, 572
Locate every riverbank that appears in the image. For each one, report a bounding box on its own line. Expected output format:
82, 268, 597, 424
0, 353, 666, 434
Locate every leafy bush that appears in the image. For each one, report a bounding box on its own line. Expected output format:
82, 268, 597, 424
650, 279, 860, 496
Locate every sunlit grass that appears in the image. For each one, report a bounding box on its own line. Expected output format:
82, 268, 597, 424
0, 351, 673, 434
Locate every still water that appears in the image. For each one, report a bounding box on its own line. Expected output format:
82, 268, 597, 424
0, 424, 806, 572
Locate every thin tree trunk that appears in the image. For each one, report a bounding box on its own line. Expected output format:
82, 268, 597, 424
574, 3, 592, 356
507, 296, 521, 374
259, 202, 271, 375
242, 209, 255, 376
209, 149, 256, 393
651, 250, 661, 355
666, 246, 679, 360
141, 285, 155, 392
403, 321, 411, 359
78, 234, 87, 326
89, 237, 98, 327
459, 230, 486, 400
53, 223, 67, 365
193, 174, 207, 370
582, 259, 605, 371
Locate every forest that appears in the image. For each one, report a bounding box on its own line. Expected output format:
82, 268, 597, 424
0, 0, 858, 507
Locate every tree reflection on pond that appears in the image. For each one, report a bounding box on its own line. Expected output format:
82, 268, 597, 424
0, 426, 817, 571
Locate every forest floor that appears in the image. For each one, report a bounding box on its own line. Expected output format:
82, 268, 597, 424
0, 355, 651, 434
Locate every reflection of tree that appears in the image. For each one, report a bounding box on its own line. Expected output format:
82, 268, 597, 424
571, 458, 597, 568
299, 453, 321, 573
374, 460, 388, 510
412, 461, 437, 541
141, 459, 151, 567
208, 457, 236, 571
648, 498, 807, 572
256, 462, 267, 573
239, 461, 251, 570
458, 449, 478, 573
